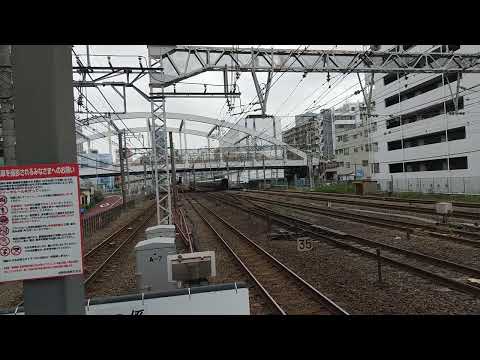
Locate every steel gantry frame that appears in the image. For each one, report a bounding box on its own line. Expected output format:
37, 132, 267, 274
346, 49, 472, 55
71, 45, 480, 224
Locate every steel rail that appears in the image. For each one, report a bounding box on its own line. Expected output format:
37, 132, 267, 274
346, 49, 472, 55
252, 189, 480, 221
269, 188, 480, 209
84, 206, 156, 286
187, 195, 349, 315
215, 193, 480, 278
234, 192, 480, 247
185, 197, 286, 315
212, 193, 480, 298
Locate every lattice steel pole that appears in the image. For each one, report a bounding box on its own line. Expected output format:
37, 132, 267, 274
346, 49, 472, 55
148, 50, 171, 224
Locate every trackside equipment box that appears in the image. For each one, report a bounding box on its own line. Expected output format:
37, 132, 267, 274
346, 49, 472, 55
145, 224, 176, 239
135, 237, 177, 292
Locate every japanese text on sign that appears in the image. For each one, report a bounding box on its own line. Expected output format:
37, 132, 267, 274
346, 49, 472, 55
0, 163, 83, 282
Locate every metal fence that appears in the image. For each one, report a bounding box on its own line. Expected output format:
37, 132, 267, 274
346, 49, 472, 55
376, 176, 480, 195
81, 193, 149, 238
282, 177, 480, 196
81, 205, 122, 238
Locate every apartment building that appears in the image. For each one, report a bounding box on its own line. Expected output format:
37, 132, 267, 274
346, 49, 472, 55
370, 45, 480, 193
282, 110, 334, 159
334, 121, 377, 180
332, 102, 366, 152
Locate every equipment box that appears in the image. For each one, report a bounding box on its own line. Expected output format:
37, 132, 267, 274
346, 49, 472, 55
135, 237, 177, 292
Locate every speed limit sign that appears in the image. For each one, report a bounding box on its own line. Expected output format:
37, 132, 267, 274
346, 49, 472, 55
297, 237, 313, 252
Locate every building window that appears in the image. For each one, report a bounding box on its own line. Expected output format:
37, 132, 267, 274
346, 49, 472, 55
388, 156, 467, 173
388, 140, 402, 151
386, 97, 464, 129
389, 163, 404, 173
362, 160, 369, 167
344, 148, 350, 155
372, 142, 378, 152
449, 156, 468, 170
346, 162, 350, 168
387, 127, 465, 151
384, 73, 461, 108
448, 126, 466, 141
354, 147, 359, 153
372, 163, 380, 173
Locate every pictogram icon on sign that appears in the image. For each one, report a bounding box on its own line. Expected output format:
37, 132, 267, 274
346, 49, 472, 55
0, 195, 7, 206
0, 226, 9, 236
0, 247, 10, 256
0, 236, 10, 246
0, 206, 8, 215
0, 216, 8, 224
11, 246, 21, 256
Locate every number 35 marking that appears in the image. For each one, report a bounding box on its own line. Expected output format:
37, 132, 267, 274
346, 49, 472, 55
297, 238, 313, 252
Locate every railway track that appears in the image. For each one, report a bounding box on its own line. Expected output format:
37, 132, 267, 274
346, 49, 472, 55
210, 192, 480, 299
83, 204, 156, 288
185, 194, 348, 315
252, 189, 480, 221
233, 191, 480, 247
273, 188, 480, 209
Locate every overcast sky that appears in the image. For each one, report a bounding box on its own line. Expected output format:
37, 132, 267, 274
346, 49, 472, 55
75, 45, 365, 155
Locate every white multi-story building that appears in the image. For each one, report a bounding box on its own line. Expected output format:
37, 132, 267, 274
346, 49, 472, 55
334, 122, 376, 180
370, 45, 480, 193
332, 102, 366, 151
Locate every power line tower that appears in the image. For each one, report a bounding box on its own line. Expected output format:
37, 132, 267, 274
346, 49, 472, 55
148, 46, 172, 225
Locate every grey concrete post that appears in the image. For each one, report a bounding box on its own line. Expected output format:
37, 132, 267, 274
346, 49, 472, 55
0, 45, 15, 165
12, 45, 85, 314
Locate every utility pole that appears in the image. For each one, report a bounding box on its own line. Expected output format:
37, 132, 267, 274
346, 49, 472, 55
169, 132, 177, 211
143, 157, 147, 196
123, 129, 130, 197
118, 132, 127, 209
13, 45, 85, 314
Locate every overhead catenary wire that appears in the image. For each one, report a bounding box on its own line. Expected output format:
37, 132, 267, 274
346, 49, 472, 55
72, 47, 144, 148
217, 45, 310, 143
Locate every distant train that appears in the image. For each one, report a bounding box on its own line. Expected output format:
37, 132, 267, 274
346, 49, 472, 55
189, 177, 242, 192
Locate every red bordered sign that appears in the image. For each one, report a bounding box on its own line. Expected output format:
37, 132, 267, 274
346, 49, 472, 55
0, 163, 84, 283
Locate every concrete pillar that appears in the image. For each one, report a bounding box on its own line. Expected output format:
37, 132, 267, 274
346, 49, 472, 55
12, 45, 85, 314
0, 45, 15, 165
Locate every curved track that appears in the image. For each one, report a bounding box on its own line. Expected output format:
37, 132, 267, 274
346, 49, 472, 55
253, 189, 480, 220
213, 192, 480, 299
235, 191, 480, 247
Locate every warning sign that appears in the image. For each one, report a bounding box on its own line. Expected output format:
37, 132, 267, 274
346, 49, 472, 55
0, 163, 83, 282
